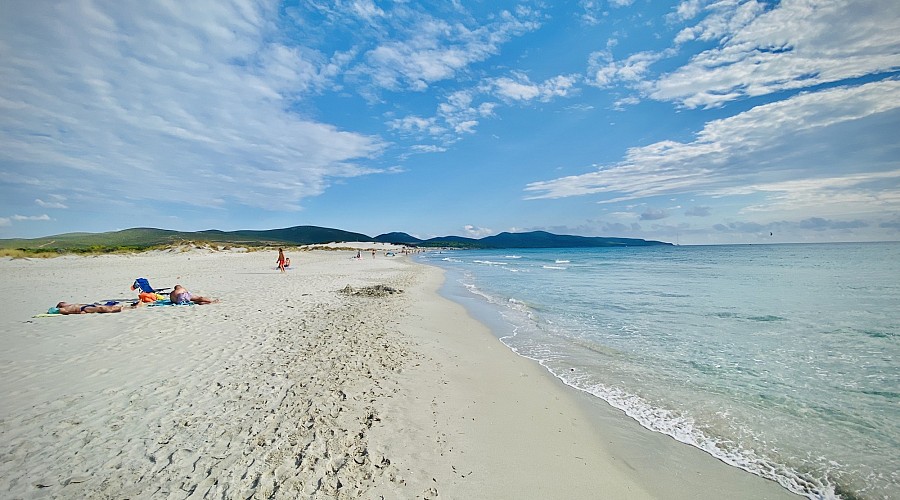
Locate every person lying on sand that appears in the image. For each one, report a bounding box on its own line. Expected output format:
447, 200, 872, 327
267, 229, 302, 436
170, 285, 218, 305
56, 301, 141, 314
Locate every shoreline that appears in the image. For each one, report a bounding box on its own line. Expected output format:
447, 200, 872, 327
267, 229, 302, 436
0, 250, 797, 498
426, 257, 805, 499
387, 259, 799, 500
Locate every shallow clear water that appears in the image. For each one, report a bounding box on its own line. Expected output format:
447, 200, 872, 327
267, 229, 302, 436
420, 243, 900, 500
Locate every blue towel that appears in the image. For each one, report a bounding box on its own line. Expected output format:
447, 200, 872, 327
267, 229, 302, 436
147, 299, 193, 307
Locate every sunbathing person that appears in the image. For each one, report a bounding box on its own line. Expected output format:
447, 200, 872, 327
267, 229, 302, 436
170, 285, 218, 305
56, 301, 140, 314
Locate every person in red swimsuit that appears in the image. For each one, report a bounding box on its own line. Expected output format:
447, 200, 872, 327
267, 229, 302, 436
277, 248, 287, 273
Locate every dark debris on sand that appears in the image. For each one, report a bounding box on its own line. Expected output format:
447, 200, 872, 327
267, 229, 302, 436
339, 284, 403, 297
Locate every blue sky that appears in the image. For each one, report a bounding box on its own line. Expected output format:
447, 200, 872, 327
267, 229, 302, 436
1, 0, 898, 244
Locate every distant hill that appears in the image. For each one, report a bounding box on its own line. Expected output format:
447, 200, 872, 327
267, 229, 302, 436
419, 235, 481, 248
477, 231, 663, 248
373, 232, 420, 244
0, 225, 671, 252
202, 226, 373, 246
0, 228, 189, 251
372, 231, 669, 248
0, 226, 375, 251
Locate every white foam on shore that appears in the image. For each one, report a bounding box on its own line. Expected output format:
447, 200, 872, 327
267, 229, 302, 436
440, 264, 827, 500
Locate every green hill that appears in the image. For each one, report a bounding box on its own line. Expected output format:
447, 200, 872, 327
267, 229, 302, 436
0, 226, 672, 253
0, 226, 374, 252
478, 231, 665, 248
0, 228, 186, 252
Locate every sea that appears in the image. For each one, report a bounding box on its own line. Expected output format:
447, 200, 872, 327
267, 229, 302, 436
418, 242, 899, 500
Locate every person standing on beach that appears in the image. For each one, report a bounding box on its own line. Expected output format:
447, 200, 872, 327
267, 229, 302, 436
277, 248, 287, 273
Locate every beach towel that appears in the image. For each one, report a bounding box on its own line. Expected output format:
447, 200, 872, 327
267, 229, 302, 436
138, 292, 166, 303
33, 307, 63, 318
147, 299, 193, 307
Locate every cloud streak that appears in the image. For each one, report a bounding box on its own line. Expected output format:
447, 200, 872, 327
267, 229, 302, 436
0, 1, 384, 216
653, 0, 900, 108
525, 79, 900, 220
358, 9, 541, 92
389, 71, 579, 142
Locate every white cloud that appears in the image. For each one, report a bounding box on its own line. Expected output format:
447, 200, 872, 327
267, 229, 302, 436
454, 120, 479, 134
652, 0, 900, 108
580, 0, 633, 25
588, 50, 671, 88
565, 103, 595, 112
579, 1, 607, 26
390, 88, 494, 140
613, 96, 640, 110
477, 102, 498, 116
525, 79, 900, 218
541, 75, 579, 99
674, 0, 766, 44
463, 224, 493, 237
390, 72, 578, 143
725, 171, 900, 219
388, 116, 445, 136
0, 2, 385, 212
350, 0, 385, 20
490, 73, 579, 102
671, 0, 704, 22
358, 8, 541, 91
493, 77, 542, 101
439, 91, 492, 135
409, 144, 447, 154
9, 214, 51, 222
35, 196, 68, 209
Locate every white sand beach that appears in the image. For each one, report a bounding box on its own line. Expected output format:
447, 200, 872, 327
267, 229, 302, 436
0, 248, 797, 499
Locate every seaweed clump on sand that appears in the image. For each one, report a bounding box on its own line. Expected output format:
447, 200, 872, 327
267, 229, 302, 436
339, 285, 403, 297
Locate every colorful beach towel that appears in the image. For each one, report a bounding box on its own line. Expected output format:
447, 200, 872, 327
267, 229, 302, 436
147, 299, 193, 307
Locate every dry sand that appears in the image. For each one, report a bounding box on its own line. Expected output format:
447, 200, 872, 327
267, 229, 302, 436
0, 248, 797, 499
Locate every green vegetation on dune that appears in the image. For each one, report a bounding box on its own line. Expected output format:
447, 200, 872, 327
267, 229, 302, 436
0, 228, 186, 251
0, 226, 671, 256
0, 226, 376, 255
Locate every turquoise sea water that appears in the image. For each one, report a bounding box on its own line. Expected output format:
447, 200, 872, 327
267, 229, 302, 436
419, 243, 899, 500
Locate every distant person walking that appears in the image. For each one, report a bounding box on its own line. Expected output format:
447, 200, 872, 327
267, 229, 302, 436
277, 248, 287, 273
